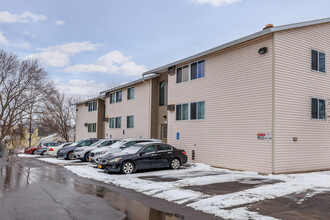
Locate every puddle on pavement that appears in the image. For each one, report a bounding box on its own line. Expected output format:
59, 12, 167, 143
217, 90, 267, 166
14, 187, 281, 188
248, 191, 330, 220
139, 176, 180, 182
184, 178, 281, 195
0, 156, 184, 220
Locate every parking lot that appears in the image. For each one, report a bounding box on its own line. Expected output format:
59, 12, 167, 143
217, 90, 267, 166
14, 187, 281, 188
18, 154, 330, 220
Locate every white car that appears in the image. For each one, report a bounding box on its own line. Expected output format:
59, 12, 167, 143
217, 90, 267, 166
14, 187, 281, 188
74, 139, 119, 162
89, 138, 162, 163
46, 142, 73, 156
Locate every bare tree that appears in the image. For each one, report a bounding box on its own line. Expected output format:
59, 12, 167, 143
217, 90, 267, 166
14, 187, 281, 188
0, 50, 51, 145
38, 91, 76, 142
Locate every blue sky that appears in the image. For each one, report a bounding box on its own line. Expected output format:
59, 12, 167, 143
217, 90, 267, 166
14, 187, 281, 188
0, 0, 329, 97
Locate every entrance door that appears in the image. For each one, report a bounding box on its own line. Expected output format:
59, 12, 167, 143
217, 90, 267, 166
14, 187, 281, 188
161, 124, 167, 143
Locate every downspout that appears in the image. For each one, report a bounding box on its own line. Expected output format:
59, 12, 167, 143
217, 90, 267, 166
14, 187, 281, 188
272, 32, 275, 174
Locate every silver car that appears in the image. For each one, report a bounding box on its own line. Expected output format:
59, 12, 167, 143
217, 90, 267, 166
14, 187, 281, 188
89, 138, 162, 163
74, 139, 119, 161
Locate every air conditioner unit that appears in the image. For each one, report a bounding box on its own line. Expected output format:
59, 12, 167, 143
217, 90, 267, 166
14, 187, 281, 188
84, 102, 89, 106
167, 104, 175, 111
84, 123, 88, 127
105, 92, 110, 98
168, 66, 175, 75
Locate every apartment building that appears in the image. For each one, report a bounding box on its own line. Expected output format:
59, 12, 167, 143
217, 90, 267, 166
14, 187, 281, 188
76, 18, 330, 174
75, 96, 105, 140
142, 18, 330, 174
75, 74, 169, 142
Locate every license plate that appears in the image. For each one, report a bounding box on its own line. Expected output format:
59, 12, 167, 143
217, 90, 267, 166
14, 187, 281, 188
98, 165, 102, 169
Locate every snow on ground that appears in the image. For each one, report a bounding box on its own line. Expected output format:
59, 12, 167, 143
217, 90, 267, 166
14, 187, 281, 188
36, 157, 330, 220
17, 154, 40, 158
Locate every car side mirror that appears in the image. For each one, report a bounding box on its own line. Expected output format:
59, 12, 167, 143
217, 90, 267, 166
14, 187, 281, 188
139, 152, 145, 156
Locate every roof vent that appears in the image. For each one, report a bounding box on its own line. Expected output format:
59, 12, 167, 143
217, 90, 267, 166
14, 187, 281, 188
263, 24, 274, 30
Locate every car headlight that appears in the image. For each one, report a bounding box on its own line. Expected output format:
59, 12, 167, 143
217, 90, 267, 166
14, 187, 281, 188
109, 157, 122, 163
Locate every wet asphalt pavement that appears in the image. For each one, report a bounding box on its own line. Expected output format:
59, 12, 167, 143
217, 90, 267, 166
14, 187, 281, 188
0, 155, 221, 220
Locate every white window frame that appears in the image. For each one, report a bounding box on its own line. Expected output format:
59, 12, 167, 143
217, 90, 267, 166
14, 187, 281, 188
311, 49, 326, 73
176, 101, 205, 121
176, 59, 205, 84
311, 97, 326, 120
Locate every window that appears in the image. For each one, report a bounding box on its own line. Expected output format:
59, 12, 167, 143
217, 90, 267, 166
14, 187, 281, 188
115, 117, 121, 128
88, 123, 97, 132
176, 104, 182, 120
141, 145, 156, 154
159, 81, 166, 106
177, 59, 205, 83
191, 60, 205, 80
311, 98, 326, 119
109, 118, 115, 128
157, 144, 172, 152
110, 93, 116, 104
177, 101, 205, 121
176, 103, 188, 120
127, 115, 134, 128
176, 68, 182, 83
127, 87, 135, 100
311, 50, 326, 73
109, 117, 122, 128
88, 101, 97, 112
116, 91, 122, 102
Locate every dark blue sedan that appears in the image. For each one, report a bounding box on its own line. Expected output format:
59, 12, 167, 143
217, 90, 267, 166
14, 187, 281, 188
100, 142, 188, 174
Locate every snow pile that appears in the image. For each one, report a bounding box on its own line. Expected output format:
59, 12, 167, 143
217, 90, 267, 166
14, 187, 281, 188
17, 154, 40, 158
38, 157, 82, 165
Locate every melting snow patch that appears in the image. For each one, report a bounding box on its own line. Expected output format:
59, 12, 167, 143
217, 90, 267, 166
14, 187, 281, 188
17, 154, 40, 158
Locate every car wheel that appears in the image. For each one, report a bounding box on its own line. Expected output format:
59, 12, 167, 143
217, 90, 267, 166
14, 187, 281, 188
121, 161, 135, 174
170, 158, 181, 169
41, 151, 45, 156
32, 150, 36, 155
67, 152, 74, 160
84, 152, 90, 162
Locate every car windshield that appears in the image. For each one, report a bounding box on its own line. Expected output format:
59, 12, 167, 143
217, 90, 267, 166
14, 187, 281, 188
121, 145, 144, 154
89, 140, 104, 147
70, 140, 85, 147
107, 141, 125, 149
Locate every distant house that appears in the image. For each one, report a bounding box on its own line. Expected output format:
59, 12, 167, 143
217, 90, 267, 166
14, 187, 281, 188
76, 18, 330, 174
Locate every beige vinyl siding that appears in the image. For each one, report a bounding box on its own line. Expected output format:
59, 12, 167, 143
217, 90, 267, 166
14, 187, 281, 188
274, 23, 330, 173
103, 80, 152, 139
168, 35, 273, 173
75, 103, 98, 141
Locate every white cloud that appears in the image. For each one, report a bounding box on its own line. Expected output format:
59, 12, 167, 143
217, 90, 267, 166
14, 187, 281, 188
23, 31, 37, 38
64, 50, 147, 76
27, 41, 101, 67
54, 20, 65, 25
0, 31, 9, 45
190, 0, 241, 7
0, 30, 30, 48
0, 11, 46, 23
56, 79, 108, 97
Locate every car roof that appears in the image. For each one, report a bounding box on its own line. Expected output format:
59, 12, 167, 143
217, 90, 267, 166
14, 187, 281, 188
119, 138, 162, 142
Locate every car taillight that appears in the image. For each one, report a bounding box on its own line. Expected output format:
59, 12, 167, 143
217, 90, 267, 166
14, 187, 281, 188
182, 151, 186, 155
49, 148, 54, 151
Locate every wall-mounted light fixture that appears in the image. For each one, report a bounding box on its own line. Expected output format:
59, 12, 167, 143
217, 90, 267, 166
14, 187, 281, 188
258, 47, 268, 55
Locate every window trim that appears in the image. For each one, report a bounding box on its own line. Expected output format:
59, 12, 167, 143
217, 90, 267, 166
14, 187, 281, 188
127, 87, 135, 100
110, 90, 123, 104
176, 101, 205, 121
87, 123, 97, 132
126, 115, 134, 128
176, 59, 205, 84
311, 97, 326, 120
88, 101, 97, 112
311, 49, 326, 74
109, 117, 122, 128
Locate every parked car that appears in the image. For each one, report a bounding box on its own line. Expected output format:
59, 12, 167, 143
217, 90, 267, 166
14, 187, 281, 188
89, 138, 162, 164
100, 142, 187, 174
57, 139, 100, 160
45, 142, 73, 156
74, 139, 119, 162
24, 146, 38, 155
35, 142, 60, 155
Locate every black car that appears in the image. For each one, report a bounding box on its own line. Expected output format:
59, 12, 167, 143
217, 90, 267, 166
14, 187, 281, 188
101, 142, 188, 174
57, 138, 100, 160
